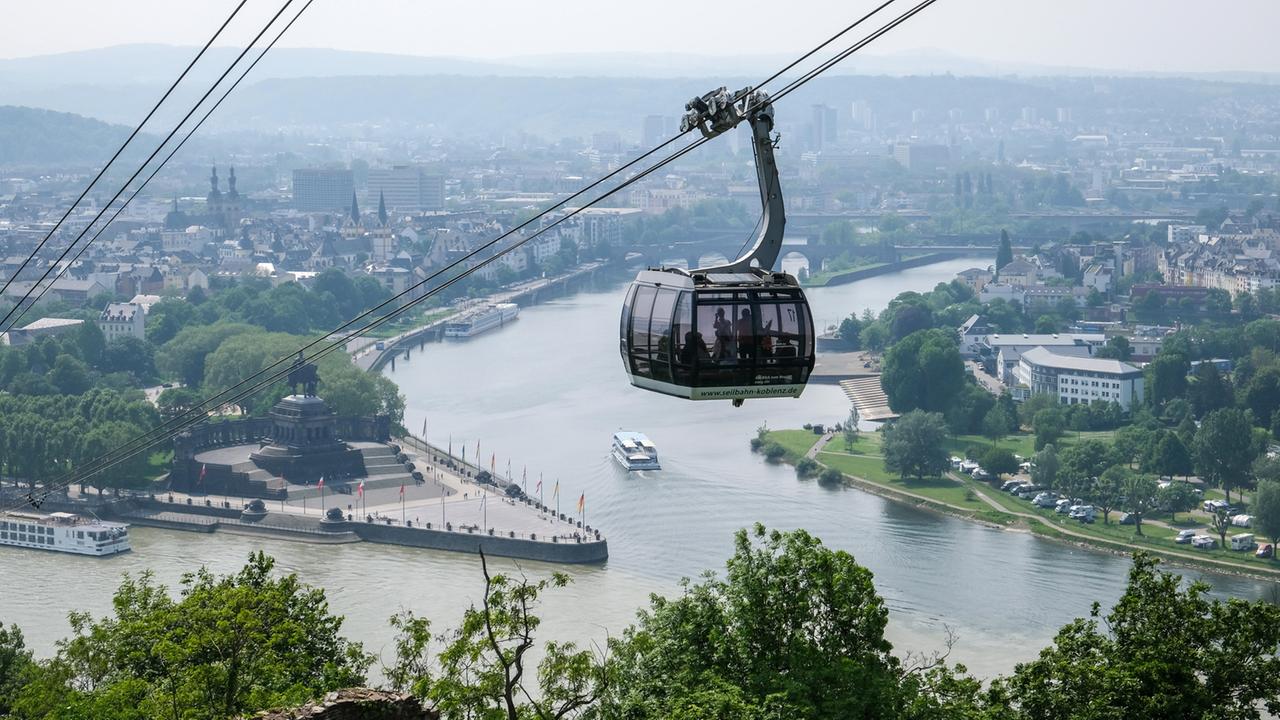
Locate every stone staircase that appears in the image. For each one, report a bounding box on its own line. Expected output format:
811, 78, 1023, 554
285, 445, 416, 499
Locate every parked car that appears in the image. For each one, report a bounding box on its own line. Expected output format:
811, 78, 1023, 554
1055, 499, 1073, 514
1203, 499, 1230, 513
1033, 493, 1058, 508
1000, 480, 1023, 492
1068, 505, 1096, 523
972, 468, 992, 481
949, 456, 964, 469
1016, 486, 1044, 499
1257, 543, 1274, 559
1118, 512, 1135, 525
1192, 535, 1218, 549
1231, 514, 1253, 528
1230, 533, 1257, 551
1174, 529, 1197, 544
960, 461, 980, 474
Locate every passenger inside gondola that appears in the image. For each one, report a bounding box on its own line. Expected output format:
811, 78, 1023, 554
737, 307, 755, 361
711, 307, 734, 361
680, 329, 708, 364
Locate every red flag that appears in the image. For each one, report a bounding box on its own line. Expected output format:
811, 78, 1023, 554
357, 480, 365, 498
198, 464, 207, 487
535, 477, 542, 492
577, 493, 585, 514
317, 476, 324, 490
399, 483, 405, 498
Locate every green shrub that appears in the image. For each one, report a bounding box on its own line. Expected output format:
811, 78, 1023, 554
763, 442, 787, 461
819, 468, 844, 485
795, 458, 819, 478
749, 437, 764, 452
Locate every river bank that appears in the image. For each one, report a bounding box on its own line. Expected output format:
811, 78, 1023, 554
768, 429, 1280, 584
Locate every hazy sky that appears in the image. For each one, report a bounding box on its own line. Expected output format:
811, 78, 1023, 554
3, 0, 1280, 74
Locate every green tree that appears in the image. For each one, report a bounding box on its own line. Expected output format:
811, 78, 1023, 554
145, 298, 196, 346
101, 336, 157, 382
1032, 407, 1066, 451
1144, 352, 1188, 409
1091, 466, 1127, 525
883, 411, 951, 482
1095, 335, 1132, 361
996, 229, 1013, 275
1210, 506, 1234, 550
48, 354, 91, 395
155, 387, 202, 422
998, 554, 1280, 718
1194, 408, 1257, 503
0, 623, 31, 716
880, 329, 966, 414
1151, 432, 1193, 479
1244, 365, 1280, 430
1158, 481, 1198, 523
944, 383, 996, 435
79, 420, 151, 493
1030, 444, 1060, 490
1060, 440, 1113, 487
1254, 480, 1280, 558
156, 322, 255, 387
601, 526, 911, 719
426, 552, 605, 719
842, 407, 859, 451
15, 552, 370, 719
980, 446, 1018, 479
982, 405, 1011, 447
1122, 473, 1159, 536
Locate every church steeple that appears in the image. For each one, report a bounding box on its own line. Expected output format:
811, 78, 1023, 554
349, 191, 360, 225
228, 166, 238, 197
209, 166, 221, 196
377, 190, 388, 226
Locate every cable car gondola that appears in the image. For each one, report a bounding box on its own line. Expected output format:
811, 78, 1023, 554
620, 87, 815, 406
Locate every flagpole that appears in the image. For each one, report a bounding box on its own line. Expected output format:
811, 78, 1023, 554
441, 491, 446, 528
483, 491, 488, 534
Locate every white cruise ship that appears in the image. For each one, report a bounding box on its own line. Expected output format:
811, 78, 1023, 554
0, 511, 130, 556
611, 432, 661, 471
444, 303, 520, 338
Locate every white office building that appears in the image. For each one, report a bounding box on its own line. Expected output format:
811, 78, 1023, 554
97, 302, 146, 342
1015, 347, 1145, 409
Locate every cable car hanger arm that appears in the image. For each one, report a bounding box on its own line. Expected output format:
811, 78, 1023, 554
679, 86, 785, 275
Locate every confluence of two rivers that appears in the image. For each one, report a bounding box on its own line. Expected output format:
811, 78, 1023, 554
2, 258, 1274, 678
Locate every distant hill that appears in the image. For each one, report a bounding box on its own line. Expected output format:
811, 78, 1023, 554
0, 105, 138, 167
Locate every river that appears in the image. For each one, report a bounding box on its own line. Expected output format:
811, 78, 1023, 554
3, 258, 1277, 679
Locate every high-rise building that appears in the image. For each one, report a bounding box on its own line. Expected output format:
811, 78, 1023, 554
293, 168, 355, 212
591, 131, 622, 153
892, 143, 951, 172
367, 165, 446, 212
810, 104, 837, 149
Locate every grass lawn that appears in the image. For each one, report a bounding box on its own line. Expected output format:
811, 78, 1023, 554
945, 433, 1037, 459
364, 309, 452, 339
764, 429, 824, 460
816, 433, 989, 512
147, 450, 172, 477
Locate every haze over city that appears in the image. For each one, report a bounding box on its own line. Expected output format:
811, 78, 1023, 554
3, 1, 1280, 717
3, 0, 1280, 76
